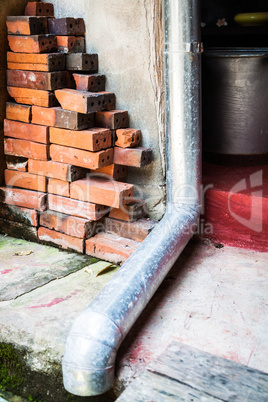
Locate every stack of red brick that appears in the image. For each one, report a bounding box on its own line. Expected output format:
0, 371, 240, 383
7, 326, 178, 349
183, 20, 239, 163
0, 2, 157, 263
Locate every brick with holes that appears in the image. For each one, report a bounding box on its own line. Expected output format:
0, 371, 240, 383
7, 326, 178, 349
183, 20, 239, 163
50, 144, 113, 170
7, 70, 67, 91
6, 156, 28, 172
28, 159, 86, 182
95, 110, 128, 129
115, 129, 141, 148
6, 16, 48, 35
4, 138, 49, 161
66, 53, 98, 72
91, 164, 128, 181
47, 178, 70, 197
114, 146, 152, 167
5, 170, 47, 192
6, 102, 32, 123
109, 199, 147, 222
73, 73, 105, 92
48, 194, 108, 220
7, 87, 58, 107
8, 35, 57, 53
70, 177, 134, 208
50, 127, 111, 152
25, 2, 54, 17
48, 18, 85, 36
0, 203, 38, 226
4, 120, 49, 144
7, 52, 65, 72
38, 227, 84, 253
55, 88, 104, 114
0, 187, 47, 211
98, 91, 116, 111
54, 108, 95, 130
57, 36, 85, 53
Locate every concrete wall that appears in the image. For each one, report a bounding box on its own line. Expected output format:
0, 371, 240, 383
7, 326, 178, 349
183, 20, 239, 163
48, 0, 166, 219
0, 0, 30, 185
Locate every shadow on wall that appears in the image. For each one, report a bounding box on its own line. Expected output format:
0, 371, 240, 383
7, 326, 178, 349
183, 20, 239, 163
0, 0, 29, 186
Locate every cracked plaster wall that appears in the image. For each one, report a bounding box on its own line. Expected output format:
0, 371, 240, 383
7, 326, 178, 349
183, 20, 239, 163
46, 0, 166, 219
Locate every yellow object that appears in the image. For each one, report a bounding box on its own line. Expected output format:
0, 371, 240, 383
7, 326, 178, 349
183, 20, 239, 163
234, 12, 268, 26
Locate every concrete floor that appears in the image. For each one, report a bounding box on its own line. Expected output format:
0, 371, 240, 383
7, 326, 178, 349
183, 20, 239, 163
0, 235, 267, 399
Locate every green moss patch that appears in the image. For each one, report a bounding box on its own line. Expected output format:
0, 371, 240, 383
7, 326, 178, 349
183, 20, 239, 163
0, 344, 25, 392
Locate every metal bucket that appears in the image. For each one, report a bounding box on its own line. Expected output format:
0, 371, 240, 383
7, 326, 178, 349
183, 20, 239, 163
202, 48, 268, 163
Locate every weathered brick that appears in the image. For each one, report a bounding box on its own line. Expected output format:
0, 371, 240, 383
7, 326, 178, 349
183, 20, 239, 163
4, 119, 49, 144
55, 88, 104, 114
57, 36, 85, 53
50, 127, 111, 152
6, 102, 32, 123
115, 129, 141, 148
7, 70, 67, 91
85, 232, 139, 263
48, 194, 108, 220
38, 227, 84, 253
73, 73, 105, 92
5, 169, 47, 192
109, 199, 147, 222
31, 106, 58, 126
6, 156, 28, 172
114, 146, 152, 167
0, 187, 47, 211
8, 34, 57, 53
48, 18, 85, 36
95, 110, 128, 129
54, 108, 95, 130
66, 53, 98, 72
0, 218, 38, 242
70, 177, 134, 208
25, 2, 54, 17
0, 203, 38, 226
28, 159, 86, 182
98, 91, 116, 111
7, 86, 58, 107
6, 16, 48, 35
7, 52, 65, 72
4, 138, 49, 161
40, 210, 95, 239
47, 178, 69, 197
50, 144, 113, 170
104, 217, 157, 242
92, 164, 128, 181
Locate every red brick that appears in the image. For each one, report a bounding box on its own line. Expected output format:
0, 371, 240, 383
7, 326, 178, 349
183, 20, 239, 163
57, 36, 85, 53
55, 88, 104, 114
0, 187, 47, 211
5, 170, 47, 192
7, 52, 65, 72
95, 110, 128, 129
115, 129, 141, 148
0, 218, 38, 242
98, 91, 116, 111
48, 18, 85, 36
40, 210, 94, 238
8, 35, 57, 54
85, 232, 139, 263
48, 194, 108, 220
31, 106, 58, 126
7, 87, 58, 107
50, 144, 113, 170
38, 227, 84, 253
54, 108, 95, 130
6, 102, 31, 123
7, 70, 67, 91
4, 119, 49, 144
73, 73, 105, 91
66, 53, 98, 72
48, 178, 69, 197
114, 146, 152, 167
50, 127, 112, 152
92, 164, 128, 181
25, 2, 54, 17
6, 16, 48, 35
70, 177, 134, 208
104, 217, 157, 242
109, 199, 147, 222
4, 138, 49, 161
6, 156, 28, 172
0, 203, 38, 226
28, 159, 86, 182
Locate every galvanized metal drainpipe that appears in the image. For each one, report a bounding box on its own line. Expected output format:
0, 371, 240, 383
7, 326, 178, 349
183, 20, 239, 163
62, 0, 202, 396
